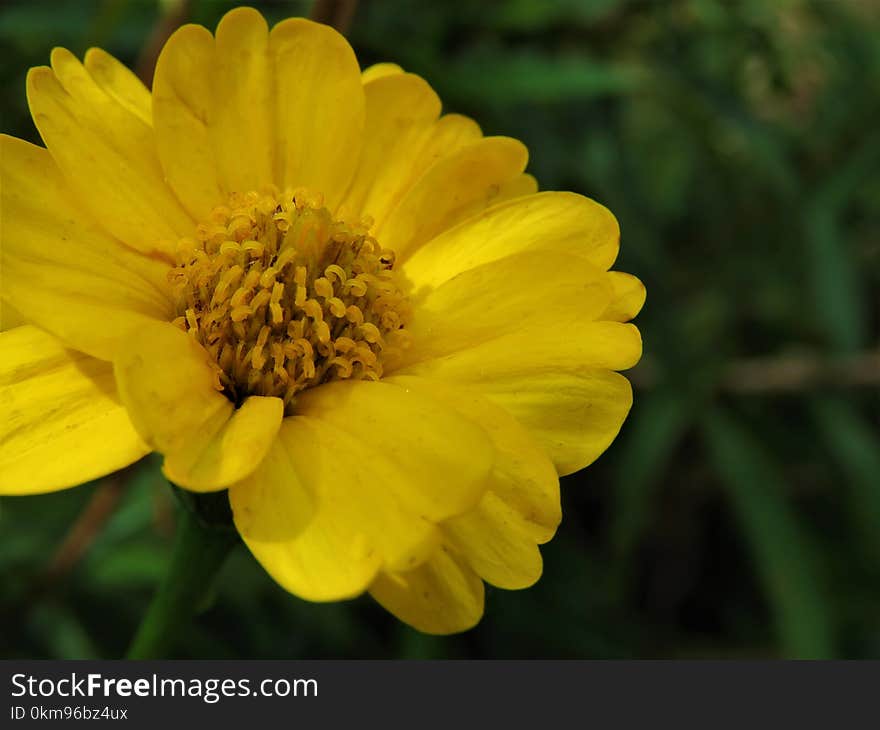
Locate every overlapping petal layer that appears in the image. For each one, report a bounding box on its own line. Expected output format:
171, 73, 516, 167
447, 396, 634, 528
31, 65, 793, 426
401, 318, 640, 476
0, 135, 173, 360
378, 137, 529, 260
0, 302, 27, 331
231, 418, 427, 601
270, 18, 365, 207
83, 47, 152, 125
230, 379, 495, 601
114, 321, 283, 491
386, 375, 560, 587
294, 381, 494, 521
27, 49, 193, 256
370, 546, 485, 634
399, 249, 614, 365
479, 368, 635, 476
341, 71, 441, 218
152, 11, 364, 217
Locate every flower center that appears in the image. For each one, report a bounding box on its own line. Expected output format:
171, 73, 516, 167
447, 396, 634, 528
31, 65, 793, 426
168, 189, 411, 412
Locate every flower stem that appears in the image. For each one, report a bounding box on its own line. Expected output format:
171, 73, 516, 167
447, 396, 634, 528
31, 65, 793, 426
126, 504, 238, 659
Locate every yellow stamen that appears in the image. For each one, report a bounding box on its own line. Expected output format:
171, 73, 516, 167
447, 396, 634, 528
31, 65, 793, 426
167, 188, 411, 412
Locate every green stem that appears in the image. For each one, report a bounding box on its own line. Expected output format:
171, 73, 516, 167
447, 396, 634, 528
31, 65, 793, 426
126, 506, 237, 659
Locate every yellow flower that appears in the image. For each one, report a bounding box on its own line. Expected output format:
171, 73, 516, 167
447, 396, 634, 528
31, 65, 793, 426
0, 8, 644, 633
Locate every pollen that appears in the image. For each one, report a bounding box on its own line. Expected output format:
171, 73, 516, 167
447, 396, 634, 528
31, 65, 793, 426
168, 188, 412, 412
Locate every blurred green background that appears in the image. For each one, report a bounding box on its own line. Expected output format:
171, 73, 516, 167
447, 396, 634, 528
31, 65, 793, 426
2, 0, 879, 659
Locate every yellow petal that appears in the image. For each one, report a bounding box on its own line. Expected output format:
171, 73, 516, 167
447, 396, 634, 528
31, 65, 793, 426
482, 369, 634, 476
152, 9, 275, 219
0, 326, 149, 495
232, 415, 441, 601
270, 18, 364, 208
113, 321, 282, 491
229, 429, 315, 542
151, 24, 224, 220
402, 191, 620, 291
602, 272, 646, 322
361, 62, 403, 83
401, 250, 613, 364
1, 135, 174, 360
370, 546, 485, 634
214, 8, 274, 192
27, 51, 192, 256
341, 71, 441, 217
378, 137, 528, 260
83, 47, 151, 126
403, 320, 643, 384
295, 380, 494, 522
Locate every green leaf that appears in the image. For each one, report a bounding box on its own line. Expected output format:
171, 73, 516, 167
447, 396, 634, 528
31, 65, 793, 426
703, 409, 835, 659
440, 52, 641, 106
28, 603, 100, 660
804, 135, 880, 354
811, 397, 880, 565
495, 0, 624, 30
611, 389, 691, 556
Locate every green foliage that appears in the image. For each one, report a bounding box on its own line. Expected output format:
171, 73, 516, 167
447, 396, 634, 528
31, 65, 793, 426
703, 409, 833, 658
1, 0, 879, 658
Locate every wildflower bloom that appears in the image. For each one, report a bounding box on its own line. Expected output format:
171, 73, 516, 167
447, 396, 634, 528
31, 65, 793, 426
0, 8, 644, 633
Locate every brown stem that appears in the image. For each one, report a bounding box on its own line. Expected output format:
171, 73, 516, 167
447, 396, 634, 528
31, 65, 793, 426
135, 0, 191, 85
310, 0, 359, 34
629, 349, 880, 394
43, 465, 140, 585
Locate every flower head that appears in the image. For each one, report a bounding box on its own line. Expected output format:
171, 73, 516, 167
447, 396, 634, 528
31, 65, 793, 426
0, 7, 644, 633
